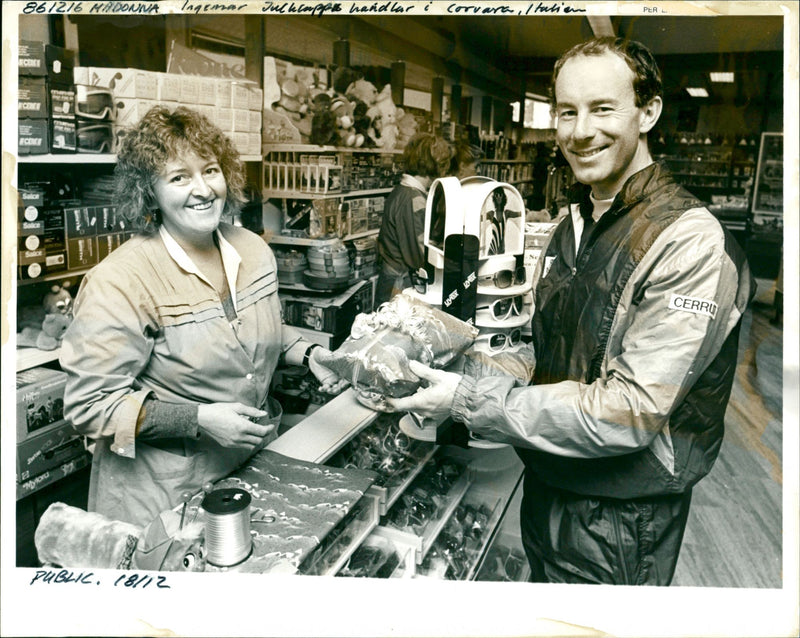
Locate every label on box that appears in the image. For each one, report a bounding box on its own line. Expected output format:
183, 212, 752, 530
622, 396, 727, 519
41, 207, 66, 229
232, 108, 250, 132
18, 220, 45, 236
248, 86, 264, 111
19, 77, 48, 118
67, 236, 98, 269
231, 82, 251, 108
18, 120, 49, 154
45, 251, 67, 272
20, 235, 42, 251
88, 67, 157, 99
16, 368, 68, 440
198, 77, 217, 106
43, 226, 66, 252
17, 420, 83, 481
18, 249, 46, 265
215, 107, 233, 132
115, 98, 156, 127
157, 72, 182, 102
50, 86, 76, 119
19, 40, 46, 76
51, 119, 77, 152
97, 232, 126, 260
64, 206, 98, 237
215, 79, 232, 108
180, 75, 200, 104
45, 44, 76, 83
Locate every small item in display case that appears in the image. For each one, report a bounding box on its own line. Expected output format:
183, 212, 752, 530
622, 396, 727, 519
338, 533, 403, 578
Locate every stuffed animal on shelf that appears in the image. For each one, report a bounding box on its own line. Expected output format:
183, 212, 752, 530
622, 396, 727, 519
367, 84, 399, 150
309, 92, 339, 147
34, 502, 207, 572
396, 109, 419, 150
331, 95, 364, 148
345, 78, 378, 107
17, 282, 74, 351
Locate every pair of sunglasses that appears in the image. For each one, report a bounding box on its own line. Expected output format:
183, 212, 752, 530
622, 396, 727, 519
475, 328, 522, 352
476, 295, 525, 321
478, 266, 526, 289
75, 87, 116, 120
77, 122, 113, 153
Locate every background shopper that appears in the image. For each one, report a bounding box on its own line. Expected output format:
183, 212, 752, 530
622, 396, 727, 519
374, 132, 454, 305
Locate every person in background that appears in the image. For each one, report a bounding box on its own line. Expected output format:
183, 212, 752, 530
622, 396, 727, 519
374, 132, 454, 305
60, 106, 346, 527
388, 37, 755, 585
451, 141, 484, 180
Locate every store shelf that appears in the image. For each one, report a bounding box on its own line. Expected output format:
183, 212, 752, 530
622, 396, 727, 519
16, 346, 60, 372
17, 267, 91, 287
18, 153, 117, 164
264, 144, 402, 154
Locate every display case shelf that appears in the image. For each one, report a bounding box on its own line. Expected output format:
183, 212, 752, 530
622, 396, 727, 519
16, 346, 60, 372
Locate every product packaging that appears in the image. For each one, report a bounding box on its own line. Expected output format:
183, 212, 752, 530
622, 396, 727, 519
326, 293, 478, 410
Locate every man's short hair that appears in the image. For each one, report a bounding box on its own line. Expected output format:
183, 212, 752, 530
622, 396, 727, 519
549, 37, 663, 108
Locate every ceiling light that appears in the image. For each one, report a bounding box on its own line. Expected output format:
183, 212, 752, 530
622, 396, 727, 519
686, 87, 709, 98
710, 72, 735, 83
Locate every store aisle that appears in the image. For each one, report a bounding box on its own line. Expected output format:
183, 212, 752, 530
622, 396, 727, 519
672, 300, 783, 588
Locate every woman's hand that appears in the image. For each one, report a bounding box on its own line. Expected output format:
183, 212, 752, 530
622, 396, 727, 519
197, 402, 274, 450
308, 347, 349, 395
385, 360, 462, 422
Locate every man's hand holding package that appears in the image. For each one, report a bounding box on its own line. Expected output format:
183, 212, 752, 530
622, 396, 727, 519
385, 360, 462, 422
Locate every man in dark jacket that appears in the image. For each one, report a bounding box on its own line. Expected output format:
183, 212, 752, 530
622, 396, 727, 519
388, 37, 755, 585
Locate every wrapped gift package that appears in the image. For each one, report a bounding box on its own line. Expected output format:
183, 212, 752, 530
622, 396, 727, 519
326, 293, 478, 410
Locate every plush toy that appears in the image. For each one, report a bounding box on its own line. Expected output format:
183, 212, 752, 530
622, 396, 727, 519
396, 109, 419, 149
17, 282, 73, 351
309, 92, 338, 147
346, 78, 378, 107
35, 502, 207, 572
368, 84, 399, 150
351, 97, 374, 148
331, 95, 364, 147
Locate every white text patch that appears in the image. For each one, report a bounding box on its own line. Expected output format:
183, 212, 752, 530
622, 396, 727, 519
669, 294, 718, 318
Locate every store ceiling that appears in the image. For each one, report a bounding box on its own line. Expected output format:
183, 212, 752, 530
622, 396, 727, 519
405, 14, 785, 100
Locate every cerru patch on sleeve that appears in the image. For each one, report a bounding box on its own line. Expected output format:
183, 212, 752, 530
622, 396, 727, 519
668, 294, 718, 319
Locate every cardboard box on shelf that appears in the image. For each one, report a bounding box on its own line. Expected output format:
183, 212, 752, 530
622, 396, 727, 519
114, 98, 158, 128
18, 77, 48, 119
180, 75, 200, 105
17, 420, 84, 482
215, 79, 232, 108
157, 72, 182, 102
18, 119, 49, 155
96, 232, 127, 261
16, 453, 91, 500
49, 85, 76, 120
63, 206, 98, 237
50, 119, 77, 153
19, 40, 46, 76
45, 251, 67, 274
79, 67, 158, 99
215, 107, 233, 132
15, 367, 68, 441
66, 236, 98, 270
18, 263, 44, 281
19, 41, 76, 82
198, 77, 217, 106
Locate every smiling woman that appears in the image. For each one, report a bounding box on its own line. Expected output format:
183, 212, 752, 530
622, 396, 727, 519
58, 105, 348, 527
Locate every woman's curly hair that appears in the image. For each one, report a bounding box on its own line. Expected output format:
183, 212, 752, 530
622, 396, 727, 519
113, 105, 246, 234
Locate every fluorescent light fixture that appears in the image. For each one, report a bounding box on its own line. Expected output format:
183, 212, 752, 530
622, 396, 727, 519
710, 72, 735, 83
686, 87, 709, 97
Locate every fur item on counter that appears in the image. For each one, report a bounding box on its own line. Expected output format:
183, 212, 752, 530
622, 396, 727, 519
34, 502, 206, 572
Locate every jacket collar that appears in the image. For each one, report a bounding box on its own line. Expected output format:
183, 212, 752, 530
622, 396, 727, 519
569, 161, 676, 214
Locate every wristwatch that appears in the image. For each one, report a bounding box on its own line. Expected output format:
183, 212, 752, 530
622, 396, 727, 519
302, 343, 321, 368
